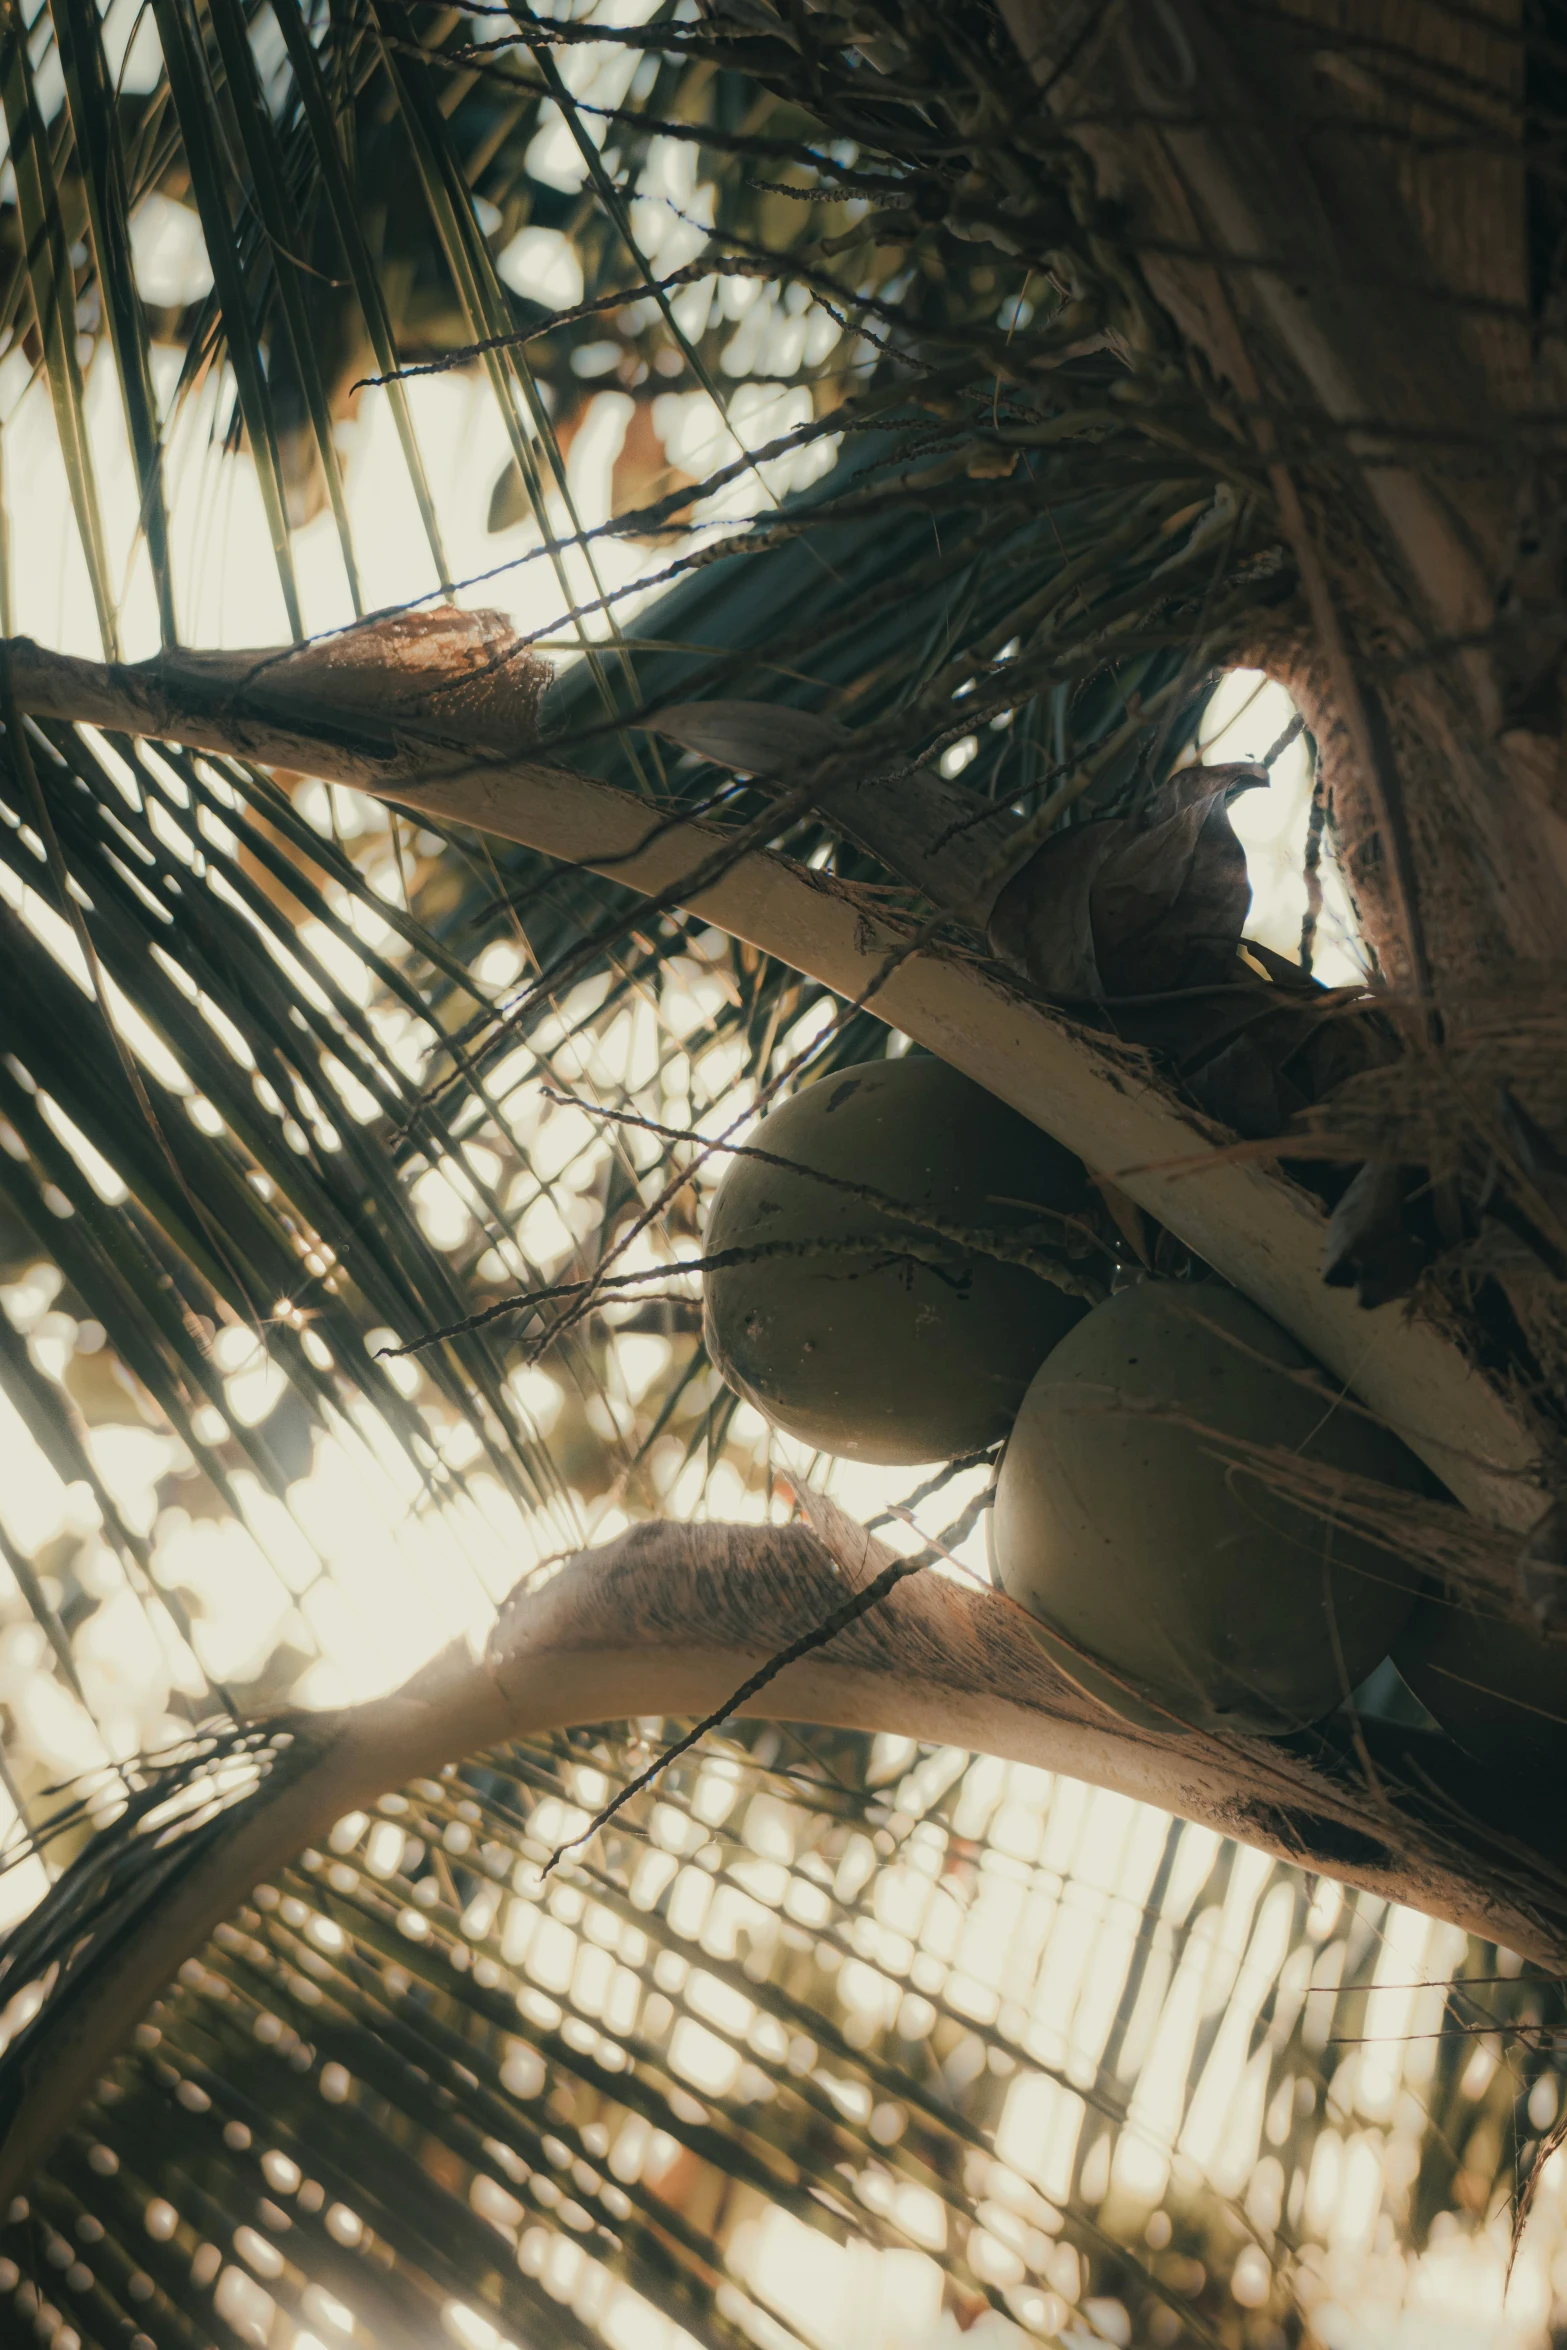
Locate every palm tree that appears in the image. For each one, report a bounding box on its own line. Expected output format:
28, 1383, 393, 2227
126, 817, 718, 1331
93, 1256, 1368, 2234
0, 0, 1564, 2342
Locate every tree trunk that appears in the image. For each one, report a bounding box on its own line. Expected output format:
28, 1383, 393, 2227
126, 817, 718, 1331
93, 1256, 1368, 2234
999, 0, 1567, 995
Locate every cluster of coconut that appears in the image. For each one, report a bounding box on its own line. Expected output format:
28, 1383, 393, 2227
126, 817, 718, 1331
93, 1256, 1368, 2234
703, 1054, 1556, 1759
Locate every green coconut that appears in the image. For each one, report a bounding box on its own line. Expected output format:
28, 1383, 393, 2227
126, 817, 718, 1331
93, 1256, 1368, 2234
702, 1056, 1093, 1464
1394, 1596, 1567, 1774
990, 1279, 1426, 1734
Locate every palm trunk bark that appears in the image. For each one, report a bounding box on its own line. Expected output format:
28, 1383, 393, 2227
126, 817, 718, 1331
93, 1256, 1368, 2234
998, 0, 1567, 994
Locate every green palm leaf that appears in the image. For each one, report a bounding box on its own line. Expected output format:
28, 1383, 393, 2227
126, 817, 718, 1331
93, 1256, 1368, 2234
49, 0, 178, 646
1, 0, 121, 654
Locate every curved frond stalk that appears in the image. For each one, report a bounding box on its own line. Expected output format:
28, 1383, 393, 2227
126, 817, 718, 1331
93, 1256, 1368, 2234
2, 1496, 1562, 2201
4, 628, 1541, 1525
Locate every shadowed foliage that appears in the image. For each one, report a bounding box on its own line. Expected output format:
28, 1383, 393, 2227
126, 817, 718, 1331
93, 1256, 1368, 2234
2, 0, 1567, 2344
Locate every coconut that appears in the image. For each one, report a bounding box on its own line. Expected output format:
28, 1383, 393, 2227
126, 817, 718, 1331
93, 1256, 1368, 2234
702, 1055, 1093, 1464
990, 1279, 1426, 1734
1394, 1597, 1567, 1774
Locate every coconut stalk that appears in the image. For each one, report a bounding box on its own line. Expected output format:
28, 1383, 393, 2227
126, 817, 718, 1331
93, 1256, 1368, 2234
1, 1490, 1561, 2205
1, 628, 1540, 1524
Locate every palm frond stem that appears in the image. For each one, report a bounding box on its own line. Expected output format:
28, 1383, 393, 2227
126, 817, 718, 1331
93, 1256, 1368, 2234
2, 1497, 1563, 2204
1, 629, 1538, 1523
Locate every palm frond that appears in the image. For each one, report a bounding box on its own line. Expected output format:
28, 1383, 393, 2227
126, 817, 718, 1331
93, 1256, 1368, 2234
49, 0, 178, 646
0, 1698, 1554, 2350
203, 0, 365, 615
266, 0, 452, 589
1, 0, 121, 654
3, 5, 1563, 2346
154, 0, 310, 634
